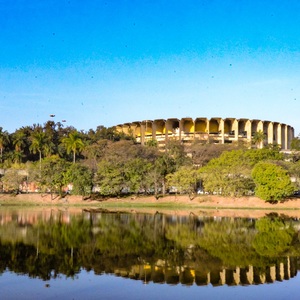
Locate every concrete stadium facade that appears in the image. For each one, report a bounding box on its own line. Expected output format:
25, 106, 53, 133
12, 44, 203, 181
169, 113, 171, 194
116, 117, 294, 150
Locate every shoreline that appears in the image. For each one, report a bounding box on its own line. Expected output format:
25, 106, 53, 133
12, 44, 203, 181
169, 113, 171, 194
1, 193, 300, 218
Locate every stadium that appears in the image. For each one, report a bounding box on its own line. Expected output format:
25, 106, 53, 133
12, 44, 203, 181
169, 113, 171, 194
116, 117, 294, 150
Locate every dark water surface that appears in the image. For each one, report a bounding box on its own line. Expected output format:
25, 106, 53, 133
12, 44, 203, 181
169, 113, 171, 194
0, 208, 300, 299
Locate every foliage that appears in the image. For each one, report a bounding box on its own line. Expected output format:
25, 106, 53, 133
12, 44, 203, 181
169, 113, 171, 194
198, 148, 286, 197
252, 130, 265, 148
243, 148, 284, 166
145, 139, 158, 147
39, 156, 70, 195
166, 166, 201, 198
30, 129, 54, 170
291, 137, 300, 151
199, 150, 255, 196
0, 127, 10, 164
96, 160, 125, 196
64, 164, 93, 196
252, 162, 295, 202
82, 140, 108, 171
287, 160, 300, 189
253, 217, 294, 257
1, 168, 27, 193
165, 140, 189, 167
188, 142, 246, 167
61, 131, 85, 163
124, 158, 153, 194
0, 120, 297, 198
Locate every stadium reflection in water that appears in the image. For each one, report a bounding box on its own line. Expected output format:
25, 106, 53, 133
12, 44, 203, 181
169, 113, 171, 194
0, 208, 300, 298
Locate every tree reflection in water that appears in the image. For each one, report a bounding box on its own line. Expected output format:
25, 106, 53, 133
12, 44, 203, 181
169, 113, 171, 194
0, 209, 299, 286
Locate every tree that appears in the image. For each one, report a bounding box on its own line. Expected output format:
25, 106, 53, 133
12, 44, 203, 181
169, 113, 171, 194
244, 148, 283, 165
40, 156, 70, 197
166, 166, 201, 199
188, 142, 245, 167
291, 136, 300, 151
96, 160, 125, 196
199, 150, 255, 196
95, 140, 154, 196
1, 168, 27, 194
123, 158, 152, 195
252, 130, 265, 149
145, 139, 158, 147
82, 140, 108, 172
252, 162, 295, 202
165, 140, 188, 168
0, 128, 9, 164
4, 150, 25, 165
64, 164, 93, 197
61, 131, 85, 163
287, 160, 300, 190
30, 130, 53, 170
12, 129, 28, 163
153, 153, 177, 195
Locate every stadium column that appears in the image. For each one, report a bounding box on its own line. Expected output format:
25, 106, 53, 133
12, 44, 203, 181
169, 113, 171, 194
267, 122, 274, 145
233, 119, 239, 142
284, 125, 288, 150
277, 124, 282, 149
220, 119, 225, 144
246, 120, 252, 145
140, 122, 145, 146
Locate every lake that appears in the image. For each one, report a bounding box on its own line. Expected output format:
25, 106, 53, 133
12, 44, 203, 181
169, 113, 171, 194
0, 207, 300, 299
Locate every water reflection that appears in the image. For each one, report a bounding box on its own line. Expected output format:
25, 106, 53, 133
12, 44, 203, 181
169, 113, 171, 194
0, 208, 299, 288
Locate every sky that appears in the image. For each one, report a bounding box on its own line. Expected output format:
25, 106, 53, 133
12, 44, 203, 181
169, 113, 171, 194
0, 0, 300, 134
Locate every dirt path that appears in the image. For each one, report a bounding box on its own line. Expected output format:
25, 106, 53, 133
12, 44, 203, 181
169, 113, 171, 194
1, 193, 300, 218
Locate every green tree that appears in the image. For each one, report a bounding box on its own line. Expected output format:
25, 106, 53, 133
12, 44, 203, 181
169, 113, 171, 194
0, 128, 9, 164
188, 142, 245, 167
64, 164, 93, 196
199, 148, 285, 197
94, 140, 161, 196
96, 160, 124, 196
291, 136, 300, 151
29, 130, 53, 170
199, 150, 255, 196
145, 139, 158, 147
287, 160, 300, 190
124, 158, 153, 195
153, 153, 177, 195
252, 162, 295, 202
165, 140, 188, 168
61, 131, 85, 163
40, 156, 70, 197
252, 130, 265, 149
12, 129, 28, 163
1, 168, 27, 194
82, 140, 108, 172
166, 166, 201, 199
5, 150, 25, 165
244, 148, 283, 165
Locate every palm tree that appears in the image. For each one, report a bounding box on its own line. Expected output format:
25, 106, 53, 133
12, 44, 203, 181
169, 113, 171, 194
252, 130, 265, 149
13, 129, 28, 151
12, 129, 27, 163
0, 128, 9, 164
9, 150, 24, 164
30, 130, 52, 170
61, 131, 85, 163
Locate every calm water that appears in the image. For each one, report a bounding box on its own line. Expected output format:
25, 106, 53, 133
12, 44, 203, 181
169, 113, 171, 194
0, 208, 300, 299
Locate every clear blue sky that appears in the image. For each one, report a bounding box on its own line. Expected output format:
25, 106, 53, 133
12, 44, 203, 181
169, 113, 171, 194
1, 0, 300, 134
